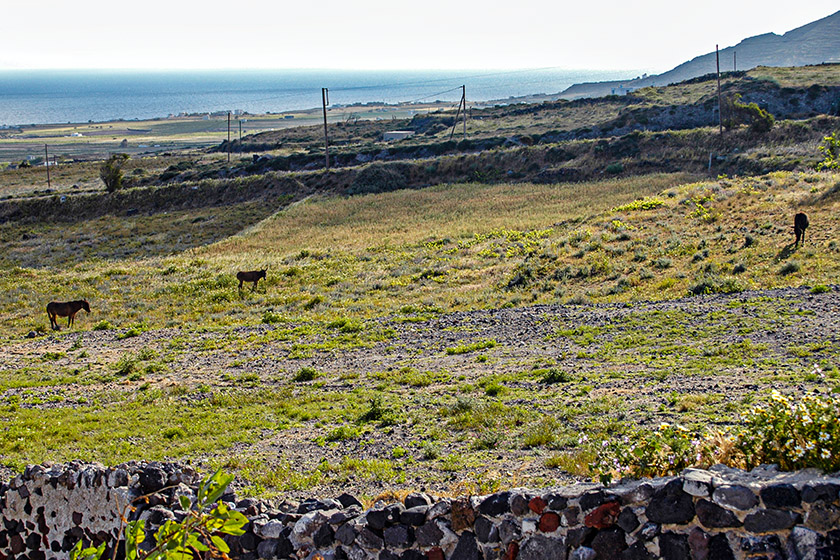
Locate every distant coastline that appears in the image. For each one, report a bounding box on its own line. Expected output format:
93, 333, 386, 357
0, 68, 644, 127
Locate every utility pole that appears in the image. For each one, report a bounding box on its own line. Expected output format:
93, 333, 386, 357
238, 118, 242, 154
449, 85, 467, 141
734, 51, 737, 72
227, 112, 231, 163
322, 88, 330, 171
462, 85, 467, 141
716, 45, 723, 134
44, 144, 50, 188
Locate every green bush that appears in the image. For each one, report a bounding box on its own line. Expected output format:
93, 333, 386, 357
446, 339, 497, 355
816, 132, 840, 171
99, 153, 130, 193
612, 197, 665, 212
293, 367, 318, 382
722, 94, 775, 133
589, 386, 840, 484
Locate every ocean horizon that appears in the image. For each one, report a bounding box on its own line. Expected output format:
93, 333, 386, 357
0, 68, 644, 127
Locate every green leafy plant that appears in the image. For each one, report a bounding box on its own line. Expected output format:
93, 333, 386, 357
100, 153, 130, 193
722, 94, 775, 133
588, 385, 840, 484
816, 131, 840, 171
70, 469, 247, 560
612, 197, 665, 212
446, 339, 497, 355
737, 387, 840, 472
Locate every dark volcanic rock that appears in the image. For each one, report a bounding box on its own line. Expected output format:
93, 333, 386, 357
337, 492, 364, 509
760, 483, 801, 508
647, 480, 695, 524
383, 524, 412, 548
743, 508, 801, 533
400, 505, 428, 526
659, 532, 691, 560
404, 492, 432, 509
712, 485, 758, 511
451, 532, 481, 560
519, 534, 566, 560
415, 521, 444, 547
695, 499, 742, 529
478, 491, 511, 516
591, 527, 627, 559
617, 507, 640, 533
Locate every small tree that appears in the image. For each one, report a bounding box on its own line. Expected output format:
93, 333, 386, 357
100, 153, 130, 192
816, 131, 840, 171
722, 94, 774, 133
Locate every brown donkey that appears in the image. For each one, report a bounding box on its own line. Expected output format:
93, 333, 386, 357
46, 300, 90, 330
236, 269, 267, 291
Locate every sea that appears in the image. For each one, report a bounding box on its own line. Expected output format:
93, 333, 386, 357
0, 68, 642, 127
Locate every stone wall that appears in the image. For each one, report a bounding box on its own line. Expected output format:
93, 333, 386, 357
2, 461, 839, 559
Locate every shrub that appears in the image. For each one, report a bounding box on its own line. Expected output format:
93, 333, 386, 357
689, 274, 744, 295
589, 386, 840, 484
293, 367, 318, 382
779, 261, 801, 276
326, 426, 360, 441
612, 197, 665, 212
816, 132, 840, 171
420, 440, 441, 460
811, 284, 831, 294
722, 94, 774, 133
737, 389, 840, 472
262, 311, 284, 324
99, 153, 130, 193
538, 368, 572, 384
653, 257, 672, 269
446, 339, 497, 355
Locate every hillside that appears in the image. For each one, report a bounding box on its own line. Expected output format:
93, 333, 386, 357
562, 10, 840, 99
1, 169, 840, 496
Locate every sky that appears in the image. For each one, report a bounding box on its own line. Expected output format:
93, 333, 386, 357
1, 1, 838, 72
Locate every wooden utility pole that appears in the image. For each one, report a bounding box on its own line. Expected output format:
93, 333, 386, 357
734, 51, 737, 72
227, 112, 231, 163
462, 85, 467, 140
44, 144, 50, 188
449, 85, 467, 141
322, 88, 330, 171
716, 45, 723, 134
238, 118, 242, 153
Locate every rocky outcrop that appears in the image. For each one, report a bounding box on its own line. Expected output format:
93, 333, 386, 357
2, 462, 840, 559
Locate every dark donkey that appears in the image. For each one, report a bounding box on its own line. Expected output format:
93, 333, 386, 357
794, 212, 810, 246
237, 269, 267, 291
46, 300, 90, 330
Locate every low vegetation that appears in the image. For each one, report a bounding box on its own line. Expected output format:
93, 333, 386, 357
1, 65, 840, 498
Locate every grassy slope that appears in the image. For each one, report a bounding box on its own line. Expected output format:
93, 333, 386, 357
1, 170, 840, 497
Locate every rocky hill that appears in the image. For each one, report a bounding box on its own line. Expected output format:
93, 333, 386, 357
562, 10, 840, 99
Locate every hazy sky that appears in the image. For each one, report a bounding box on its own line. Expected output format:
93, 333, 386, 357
1, 1, 837, 72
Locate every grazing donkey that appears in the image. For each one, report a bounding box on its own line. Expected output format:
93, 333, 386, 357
237, 269, 267, 292
46, 300, 90, 330
794, 212, 809, 246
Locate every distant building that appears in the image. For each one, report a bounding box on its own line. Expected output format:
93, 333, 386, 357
383, 130, 415, 142
611, 85, 635, 96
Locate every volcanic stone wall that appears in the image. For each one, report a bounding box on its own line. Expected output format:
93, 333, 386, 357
2, 461, 840, 559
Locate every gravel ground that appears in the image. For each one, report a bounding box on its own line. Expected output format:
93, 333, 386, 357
2, 286, 838, 497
